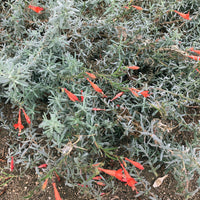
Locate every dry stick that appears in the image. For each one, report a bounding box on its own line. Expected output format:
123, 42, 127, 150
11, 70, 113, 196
155, 88, 200, 103
157, 45, 200, 62
160, 19, 181, 25
157, 45, 186, 55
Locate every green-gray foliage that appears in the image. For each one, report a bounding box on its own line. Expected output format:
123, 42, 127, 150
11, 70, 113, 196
0, 0, 199, 199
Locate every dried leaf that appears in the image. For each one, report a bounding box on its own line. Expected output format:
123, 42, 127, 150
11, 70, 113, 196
153, 175, 168, 188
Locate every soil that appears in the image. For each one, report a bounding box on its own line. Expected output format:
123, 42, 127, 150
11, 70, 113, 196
0, 102, 200, 200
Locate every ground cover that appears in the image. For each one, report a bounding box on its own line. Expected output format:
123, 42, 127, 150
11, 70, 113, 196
0, 0, 200, 199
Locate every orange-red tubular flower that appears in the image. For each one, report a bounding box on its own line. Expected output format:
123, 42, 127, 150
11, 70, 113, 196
14, 108, 24, 135
52, 182, 62, 200
38, 164, 48, 168
131, 88, 140, 93
86, 78, 103, 94
22, 108, 31, 124
120, 164, 138, 192
110, 92, 124, 101
63, 88, 80, 102
92, 108, 106, 111
42, 178, 48, 190
92, 163, 101, 167
77, 183, 88, 187
54, 171, 61, 182
173, 10, 191, 20
92, 176, 102, 180
129, 88, 139, 97
85, 72, 96, 79
186, 55, 200, 61
98, 167, 126, 182
96, 181, 106, 186
132, 5, 143, 11
10, 156, 14, 172
140, 91, 150, 98
114, 169, 127, 182
124, 6, 130, 10
98, 167, 116, 176
127, 66, 140, 70
125, 157, 144, 170
28, 5, 44, 13
189, 48, 200, 55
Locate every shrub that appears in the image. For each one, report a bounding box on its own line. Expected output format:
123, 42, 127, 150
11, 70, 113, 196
0, 0, 199, 199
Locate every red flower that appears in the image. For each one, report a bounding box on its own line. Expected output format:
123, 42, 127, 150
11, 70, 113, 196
96, 181, 106, 186
38, 164, 48, 168
52, 182, 62, 200
189, 48, 200, 55
92, 163, 101, 167
86, 78, 103, 94
77, 183, 88, 187
173, 10, 191, 20
127, 66, 140, 70
125, 157, 144, 170
120, 163, 138, 192
14, 108, 24, 135
22, 108, 31, 124
98, 167, 126, 182
124, 6, 130, 10
92, 108, 106, 111
54, 171, 61, 182
10, 156, 14, 172
129, 88, 139, 97
85, 72, 96, 79
132, 5, 143, 11
186, 55, 200, 61
92, 176, 102, 180
114, 169, 127, 182
42, 178, 48, 190
28, 5, 44, 13
140, 91, 150, 98
110, 92, 124, 101
63, 88, 80, 102
129, 88, 150, 98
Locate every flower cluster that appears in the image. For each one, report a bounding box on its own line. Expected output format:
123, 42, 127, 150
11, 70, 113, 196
96, 158, 144, 193
13, 108, 31, 136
